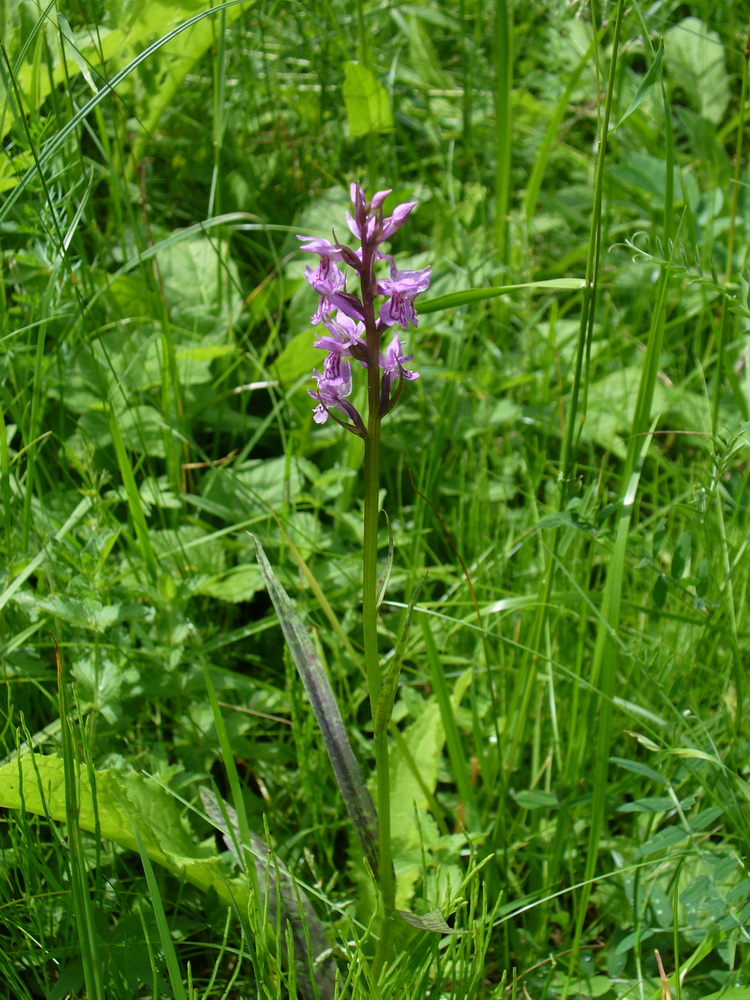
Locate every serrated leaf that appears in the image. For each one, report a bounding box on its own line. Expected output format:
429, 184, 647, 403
0, 754, 248, 909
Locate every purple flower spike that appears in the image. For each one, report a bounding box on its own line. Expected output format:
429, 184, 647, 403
377, 260, 431, 329
299, 182, 428, 431
379, 201, 417, 242
346, 184, 417, 248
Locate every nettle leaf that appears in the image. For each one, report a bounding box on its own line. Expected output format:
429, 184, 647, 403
72, 652, 140, 723
0, 754, 248, 910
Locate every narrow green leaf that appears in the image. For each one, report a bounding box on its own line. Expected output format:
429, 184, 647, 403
418, 278, 586, 314
671, 530, 691, 580
609, 39, 664, 132
514, 790, 559, 811
397, 908, 458, 935
253, 535, 380, 877
132, 821, 189, 1000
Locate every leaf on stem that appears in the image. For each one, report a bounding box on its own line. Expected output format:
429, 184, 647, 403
253, 535, 380, 877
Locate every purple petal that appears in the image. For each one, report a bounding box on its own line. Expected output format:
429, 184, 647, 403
380, 202, 417, 242
297, 236, 344, 259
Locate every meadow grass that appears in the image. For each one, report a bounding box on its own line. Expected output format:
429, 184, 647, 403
1, 1, 750, 997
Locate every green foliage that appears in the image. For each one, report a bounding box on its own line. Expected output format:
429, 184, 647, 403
2, 0, 750, 996
0, 753, 250, 907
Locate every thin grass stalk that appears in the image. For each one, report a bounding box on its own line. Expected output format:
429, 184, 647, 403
420, 619, 480, 829
566, 144, 676, 1000
53, 638, 105, 1000
200, 663, 262, 905
493, 0, 513, 273
505, 0, 624, 779
712, 19, 750, 430
132, 822, 190, 1000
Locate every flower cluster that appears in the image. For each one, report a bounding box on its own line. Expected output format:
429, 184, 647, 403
298, 184, 430, 435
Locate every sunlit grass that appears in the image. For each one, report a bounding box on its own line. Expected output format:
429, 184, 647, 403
1, 1, 749, 997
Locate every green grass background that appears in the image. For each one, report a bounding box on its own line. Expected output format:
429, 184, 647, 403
2, 1, 750, 997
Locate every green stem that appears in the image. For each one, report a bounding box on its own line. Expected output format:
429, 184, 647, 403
360, 242, 395, 973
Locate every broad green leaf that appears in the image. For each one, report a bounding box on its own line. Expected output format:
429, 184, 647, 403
664, 17, 730, 124
0, 754, 249, 910
388, 670, 471, 908
514, 789, 559, 810
197, 565, 264, 603
117, 404, 168, 458
273, 330, 322, 385
397, 908, 458, 935
343, 62, 393, 137
156, 236, 243, 331
563, 976, 612, 998
608, 153, 695, 209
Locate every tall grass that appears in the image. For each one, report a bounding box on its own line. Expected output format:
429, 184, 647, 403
1, 1, 749, 997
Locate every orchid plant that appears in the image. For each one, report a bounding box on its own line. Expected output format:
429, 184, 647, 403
295, 184, 430, 968
253, 185, 429, 990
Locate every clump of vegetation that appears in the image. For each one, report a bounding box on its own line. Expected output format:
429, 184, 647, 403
1, 2, 750, 997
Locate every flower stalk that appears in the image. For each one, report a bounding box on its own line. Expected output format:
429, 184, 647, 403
298, 184, 430, 970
